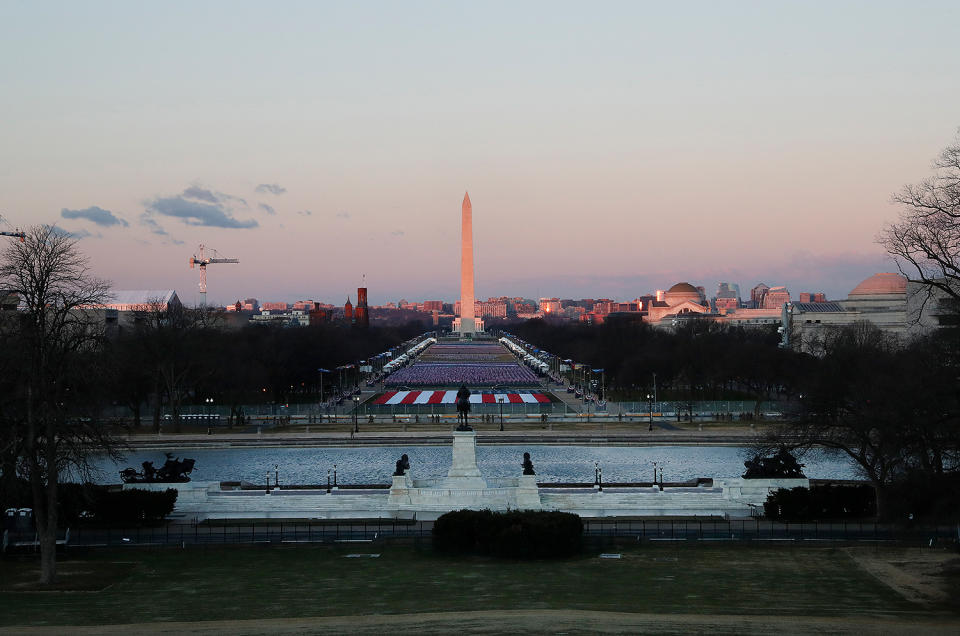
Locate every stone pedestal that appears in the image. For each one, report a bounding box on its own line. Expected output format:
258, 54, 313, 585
516, 474, 541, 509
389, 474, 411, 505
444, 431, 487, 489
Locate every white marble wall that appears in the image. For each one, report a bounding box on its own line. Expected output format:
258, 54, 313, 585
132, 477, 812, 522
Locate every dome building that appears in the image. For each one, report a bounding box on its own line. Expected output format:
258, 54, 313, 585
663, 282, 704, 306
645, 282, 711, 324
781, 272, 941, 351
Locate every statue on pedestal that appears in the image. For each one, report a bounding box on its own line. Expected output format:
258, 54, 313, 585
455, 385, 472, 431
120, 453, 195, 483
522, 452, 535, 475
393, 453, 410, 476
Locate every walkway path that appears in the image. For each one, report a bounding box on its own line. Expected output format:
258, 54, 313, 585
8, 610, 959, 635
123, 423, 767, 449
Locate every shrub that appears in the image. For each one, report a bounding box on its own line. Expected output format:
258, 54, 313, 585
2, 482, 177, 526
89, 488, 178, 524
433, 509, 582, 558
884, 471, 960, 522
764, 485, 875, 521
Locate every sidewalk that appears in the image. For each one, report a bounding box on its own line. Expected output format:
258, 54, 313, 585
122, 420, 769, 449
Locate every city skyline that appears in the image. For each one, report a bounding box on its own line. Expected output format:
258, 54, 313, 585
3, 2, 960, 304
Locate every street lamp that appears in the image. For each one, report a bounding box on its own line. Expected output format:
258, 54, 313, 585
647, 393, 654, 431
317, 368, 330, 409
353, 395, 360, 433
498, 396, 504, 431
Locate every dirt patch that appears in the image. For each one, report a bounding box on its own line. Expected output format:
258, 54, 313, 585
4, 610, 960, 636
845, 546, 960, 606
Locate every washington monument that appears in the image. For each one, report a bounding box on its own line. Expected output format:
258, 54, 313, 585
457, 191, 479, 335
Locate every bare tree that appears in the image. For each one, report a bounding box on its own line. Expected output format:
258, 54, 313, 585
881, 131, 960, 308
757, 322, 959, 519
0, 225, 119, 584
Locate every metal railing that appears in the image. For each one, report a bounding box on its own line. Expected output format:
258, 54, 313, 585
39, 519, 957, 549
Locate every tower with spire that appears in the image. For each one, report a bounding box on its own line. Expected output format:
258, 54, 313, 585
454, 191, 483, 336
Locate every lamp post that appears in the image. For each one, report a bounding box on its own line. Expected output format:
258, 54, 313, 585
353, 395, 360, 433
317, 368, 329, 408
498, 396, 504, 431
652, 371, 657, 410
647, 393, 654, 431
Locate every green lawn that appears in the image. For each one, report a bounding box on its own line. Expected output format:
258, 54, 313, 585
0, 543, 939, 627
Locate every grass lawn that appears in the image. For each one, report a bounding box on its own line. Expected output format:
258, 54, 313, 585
0, 542, 951, 627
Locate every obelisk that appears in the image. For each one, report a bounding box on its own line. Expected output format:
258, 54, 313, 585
459, 191, 476, 334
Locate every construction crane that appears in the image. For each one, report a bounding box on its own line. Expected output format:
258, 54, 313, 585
0, 215, 25, 242
189, 244, 238, 306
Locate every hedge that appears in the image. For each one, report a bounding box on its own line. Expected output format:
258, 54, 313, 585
2, 482, 178, 526
764, 484, 875, 521
433, 509, 582, 558
89, 488, 178, 524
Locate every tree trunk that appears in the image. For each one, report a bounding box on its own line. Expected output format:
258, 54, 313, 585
874, 483, 889, 521
152, 387, 161, 434
40, 417, 59, 584
37, 518, 57, 584
153, 393, 160, 433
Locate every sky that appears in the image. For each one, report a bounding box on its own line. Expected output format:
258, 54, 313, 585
2, 1, 959, 306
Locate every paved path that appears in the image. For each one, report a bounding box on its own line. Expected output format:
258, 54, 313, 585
122, 425, 766, 449
6, 610, 959, 635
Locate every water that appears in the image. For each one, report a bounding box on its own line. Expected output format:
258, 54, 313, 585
90, 445, 858, 485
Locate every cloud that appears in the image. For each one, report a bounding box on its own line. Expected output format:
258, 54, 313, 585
60, 206, 128, 227
296, 210, 312, 216
139, 213, 168, 236
255, 183, 287, 195
336, 211, 351, 219
145, 195, 258, 229
46, 225, 99, 239
181, 186, 219, 203
182, 185, 246, 206
258, 203, 276, 215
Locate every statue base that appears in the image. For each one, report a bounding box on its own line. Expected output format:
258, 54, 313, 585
444, 430, 487, 489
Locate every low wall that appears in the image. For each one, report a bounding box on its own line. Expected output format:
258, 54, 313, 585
140, 477, 813, 522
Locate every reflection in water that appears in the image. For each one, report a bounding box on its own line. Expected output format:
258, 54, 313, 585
89, 445, 857, 485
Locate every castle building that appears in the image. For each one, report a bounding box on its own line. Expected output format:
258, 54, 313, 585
355, 287, 369, 328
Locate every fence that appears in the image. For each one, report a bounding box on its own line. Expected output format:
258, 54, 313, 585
101, 400, 788, 427
27, 519, 955, 549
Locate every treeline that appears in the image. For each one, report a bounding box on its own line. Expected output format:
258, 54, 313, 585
103, 307, 426, 431
510, 316, 802, 405
0, 303, 425, 436
1, 482, 177, 526
508, 317, 960, 521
